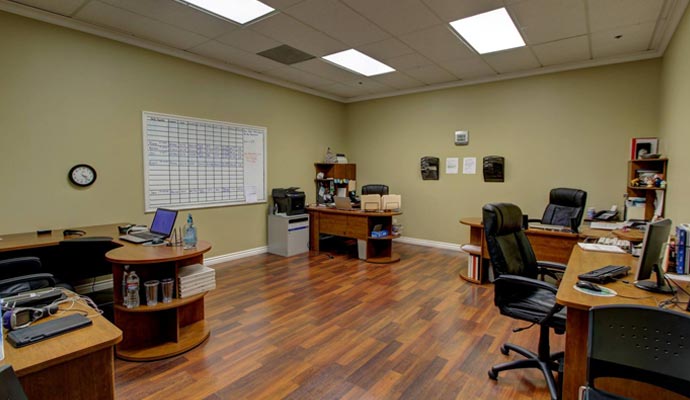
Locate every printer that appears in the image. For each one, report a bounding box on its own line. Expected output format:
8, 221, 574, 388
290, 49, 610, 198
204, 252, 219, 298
272, 187, 305, 215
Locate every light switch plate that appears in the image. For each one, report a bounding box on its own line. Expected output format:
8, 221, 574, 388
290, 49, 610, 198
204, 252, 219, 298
454, 130, 469, 145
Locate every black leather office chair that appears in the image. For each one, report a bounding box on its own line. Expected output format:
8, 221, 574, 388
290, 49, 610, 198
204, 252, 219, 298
56, 237, 118, 321
532, 188, 588, 229
0, 256, 61, 298
361, 184, 389, 196
580, 305, 690, 400
0, 365, 28, 400
483, 203, 567, 400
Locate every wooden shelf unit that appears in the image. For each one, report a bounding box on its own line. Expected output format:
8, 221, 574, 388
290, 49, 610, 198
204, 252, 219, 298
314, 163, 356, 204
626, 158, 668, 220
107, 241, 212, 361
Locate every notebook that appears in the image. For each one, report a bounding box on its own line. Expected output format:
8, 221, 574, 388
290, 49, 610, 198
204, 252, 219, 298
119, 208, 178, 244
334, 196, 354, 210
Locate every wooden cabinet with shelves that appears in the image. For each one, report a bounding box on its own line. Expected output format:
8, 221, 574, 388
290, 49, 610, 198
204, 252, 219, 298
314, 163, 356, 204
626, 158, 668, 221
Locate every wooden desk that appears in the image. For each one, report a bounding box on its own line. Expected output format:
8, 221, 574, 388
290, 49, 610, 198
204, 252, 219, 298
1, 224, 213, 361
1, 295, 122, 399
107, 241, 212, 361
556, 247, 686, 400
458, 217, 605, 283
307, 206, 401, 264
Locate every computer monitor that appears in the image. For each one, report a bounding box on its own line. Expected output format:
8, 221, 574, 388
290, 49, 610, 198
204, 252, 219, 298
634, 218, 673, 293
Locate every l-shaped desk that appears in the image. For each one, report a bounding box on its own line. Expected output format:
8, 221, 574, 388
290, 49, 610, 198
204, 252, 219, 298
0, 224, 212, 361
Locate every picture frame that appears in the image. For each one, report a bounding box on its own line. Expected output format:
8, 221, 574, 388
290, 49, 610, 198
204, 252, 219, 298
630, 137, 659, 159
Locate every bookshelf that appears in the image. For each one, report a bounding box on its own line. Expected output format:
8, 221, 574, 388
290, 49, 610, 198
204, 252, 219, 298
626, 158, 668, 221
314, 163, 356, 204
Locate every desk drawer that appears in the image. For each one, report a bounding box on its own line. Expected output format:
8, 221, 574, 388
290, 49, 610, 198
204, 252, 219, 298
345, 216, 368, 239
320, 214, 348, 236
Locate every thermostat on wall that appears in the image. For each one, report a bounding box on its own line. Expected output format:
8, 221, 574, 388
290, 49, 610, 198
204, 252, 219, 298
454, 130, 469, 145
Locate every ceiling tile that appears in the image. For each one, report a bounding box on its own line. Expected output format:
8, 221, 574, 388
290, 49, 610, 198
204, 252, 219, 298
314, 82, 367, 98
9, 0, 86, 16
509, 0, 587, 44
342, 77, 394, 94
590, 22, 656, 58
249, 13, 347, 56
74, 1, 208, 49
358, 38, 415, 61
284, 0, 390, 47
99, 0, 237, 38
532, 35, 590, 66
370, 72, 425, 90
261, 0, 306, 10
443, 56, 496, 79
588, 0, 665, 33
421, 0, 505, 22
402, 64, 456, 84
384, 52, 434, 70
399, 25, 475, 63
482, 47, 541, 74
215, 29, 281, 54
293, 58, 362, 82
262, 65, 337, 89
343, 0, 443, 36
188, 40, 285, 72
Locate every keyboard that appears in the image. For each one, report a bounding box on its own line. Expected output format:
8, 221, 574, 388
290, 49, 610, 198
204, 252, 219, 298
578, 265, 631, 283
7, 314, 92, 348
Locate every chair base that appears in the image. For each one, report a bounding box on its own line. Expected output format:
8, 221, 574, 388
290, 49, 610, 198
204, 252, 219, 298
488, 342, 564, 400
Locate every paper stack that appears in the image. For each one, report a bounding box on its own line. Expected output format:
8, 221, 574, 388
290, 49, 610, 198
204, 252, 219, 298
178, 264, 216, 298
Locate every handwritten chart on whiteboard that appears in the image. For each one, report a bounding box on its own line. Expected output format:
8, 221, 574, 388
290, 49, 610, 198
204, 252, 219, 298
143, 111, 266, 212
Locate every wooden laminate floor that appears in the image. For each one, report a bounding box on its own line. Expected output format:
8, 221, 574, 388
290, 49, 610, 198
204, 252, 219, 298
114, 243, 564, 399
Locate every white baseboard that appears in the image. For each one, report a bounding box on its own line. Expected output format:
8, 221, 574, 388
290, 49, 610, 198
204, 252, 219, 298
74, 246, 268, 294
393, 236, 462, 251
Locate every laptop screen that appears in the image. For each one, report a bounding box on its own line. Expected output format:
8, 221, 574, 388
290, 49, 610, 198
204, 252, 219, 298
150, 208, 178, 236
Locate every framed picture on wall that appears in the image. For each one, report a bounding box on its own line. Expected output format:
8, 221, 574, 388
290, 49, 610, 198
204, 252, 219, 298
630, 137, 659, 159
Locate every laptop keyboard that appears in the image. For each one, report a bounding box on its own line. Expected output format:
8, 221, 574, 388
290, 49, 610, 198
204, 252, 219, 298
131, 231, 159, 240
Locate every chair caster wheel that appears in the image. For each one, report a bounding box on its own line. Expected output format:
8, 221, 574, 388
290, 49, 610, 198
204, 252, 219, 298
488, 369, 498, 380
500, 345, 509, 356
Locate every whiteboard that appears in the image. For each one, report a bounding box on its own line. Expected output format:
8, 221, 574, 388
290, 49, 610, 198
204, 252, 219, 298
142, 111, 266, 212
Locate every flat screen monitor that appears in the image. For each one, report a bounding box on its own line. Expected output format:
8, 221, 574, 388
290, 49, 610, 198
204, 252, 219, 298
634, 218, 673, 293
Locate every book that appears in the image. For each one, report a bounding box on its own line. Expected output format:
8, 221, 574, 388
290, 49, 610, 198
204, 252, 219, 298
179, 282, 216, 298
676, 225, 687, 274
178, 264, 213, 280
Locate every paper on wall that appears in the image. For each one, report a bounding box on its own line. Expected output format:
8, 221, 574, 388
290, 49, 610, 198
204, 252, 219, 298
463, 157, 477, 174
446, 157, 459, 174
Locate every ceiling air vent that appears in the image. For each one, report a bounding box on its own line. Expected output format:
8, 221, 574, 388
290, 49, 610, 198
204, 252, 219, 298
257, 45, 315, 65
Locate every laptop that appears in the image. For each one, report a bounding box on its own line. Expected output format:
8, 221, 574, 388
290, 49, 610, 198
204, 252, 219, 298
334, 196, 355, 210
120, 208, 178, 244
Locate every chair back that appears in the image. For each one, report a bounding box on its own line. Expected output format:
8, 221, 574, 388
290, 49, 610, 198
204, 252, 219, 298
0, 256, 42, 280
57, 237, 117, 282
541, 188, 587, 226
361, 184, 389, 196
0, 257, 56, 297
587, 305, 690, 397
482, 203, 538, 279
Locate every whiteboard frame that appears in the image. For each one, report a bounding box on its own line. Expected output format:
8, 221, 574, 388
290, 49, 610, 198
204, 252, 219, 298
142, 111, 267, 212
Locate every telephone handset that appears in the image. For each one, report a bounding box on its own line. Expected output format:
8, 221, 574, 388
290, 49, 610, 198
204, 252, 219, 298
593, 210, 618, 221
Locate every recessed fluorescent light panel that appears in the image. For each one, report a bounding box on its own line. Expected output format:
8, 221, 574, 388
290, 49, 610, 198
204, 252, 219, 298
322, 49, 395, 77
449, 8, 525, 54
179, 0, 275, 25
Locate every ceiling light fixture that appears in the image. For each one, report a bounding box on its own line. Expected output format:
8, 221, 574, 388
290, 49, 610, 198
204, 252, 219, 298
178, 0, 275, 25
449, 8, 525, 54
322, 49, 395, 77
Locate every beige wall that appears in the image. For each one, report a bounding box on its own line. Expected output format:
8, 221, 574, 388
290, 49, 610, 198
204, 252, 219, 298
660, 6, 690, 224
346, 61, 661, 244
0, 12, 346, 256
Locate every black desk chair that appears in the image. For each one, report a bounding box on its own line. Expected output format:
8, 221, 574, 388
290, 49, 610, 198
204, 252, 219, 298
0, 365, 28, 400
531, 188, 587, 230
361, 184, 389, 196
56, 237, 118, 321
580, 305, 690, 400
0, 256, 65, 298
483, 203, 567, 400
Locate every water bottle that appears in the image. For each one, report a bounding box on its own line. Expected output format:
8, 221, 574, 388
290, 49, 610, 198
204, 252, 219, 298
122, 265, 130, 307
126, 270, 140, 308
183, 213, 197, 249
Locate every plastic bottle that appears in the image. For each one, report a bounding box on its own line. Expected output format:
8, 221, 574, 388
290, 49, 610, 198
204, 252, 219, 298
183, 213, 197, 249
122, 265, 130, 307
125, 270, 140, 308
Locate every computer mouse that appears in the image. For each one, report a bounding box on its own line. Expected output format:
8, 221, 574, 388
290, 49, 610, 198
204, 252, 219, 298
576, 280, 602, 292
151, 238, 164, 245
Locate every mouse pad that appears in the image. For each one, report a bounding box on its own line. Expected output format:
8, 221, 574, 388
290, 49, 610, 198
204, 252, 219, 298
573, 285, 617, 297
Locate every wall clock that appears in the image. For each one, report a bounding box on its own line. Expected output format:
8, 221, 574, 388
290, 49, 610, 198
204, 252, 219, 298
68, 164, 97, 187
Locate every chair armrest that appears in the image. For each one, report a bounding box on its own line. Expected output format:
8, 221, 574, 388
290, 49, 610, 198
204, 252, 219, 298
537, 261, 566, 272
494, 274, 558, 295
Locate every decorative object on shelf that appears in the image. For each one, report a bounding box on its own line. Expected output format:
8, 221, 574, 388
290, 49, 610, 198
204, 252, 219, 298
68, 164, 97, 187
324, 147, 337, 163
630, 137, 659, 160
